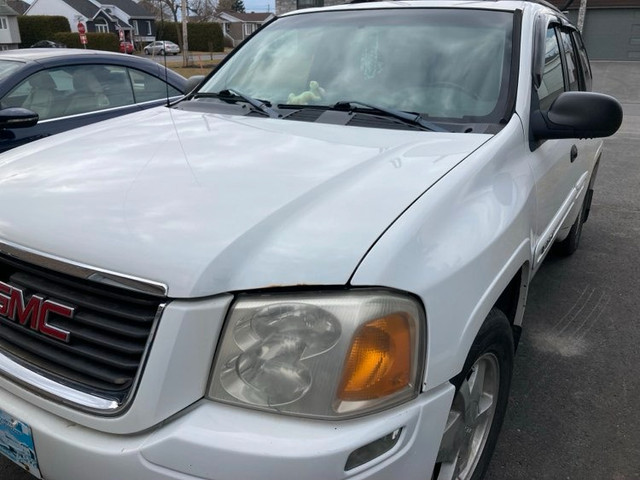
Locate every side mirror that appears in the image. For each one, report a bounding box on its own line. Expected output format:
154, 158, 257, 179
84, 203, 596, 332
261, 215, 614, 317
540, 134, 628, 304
531, 92, 623, 140
184, 75, 206, 94
0, 107, 39, 129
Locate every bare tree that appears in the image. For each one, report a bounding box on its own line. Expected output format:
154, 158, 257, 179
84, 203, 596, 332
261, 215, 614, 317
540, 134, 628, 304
189, 0, 217, 21
215, 0, 235, 13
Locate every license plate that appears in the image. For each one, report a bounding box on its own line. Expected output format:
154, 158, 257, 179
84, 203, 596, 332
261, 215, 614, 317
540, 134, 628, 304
0, 410, 41, 478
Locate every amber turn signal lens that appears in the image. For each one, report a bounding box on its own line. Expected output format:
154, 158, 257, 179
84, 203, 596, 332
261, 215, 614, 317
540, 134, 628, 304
337, 313, 412, 401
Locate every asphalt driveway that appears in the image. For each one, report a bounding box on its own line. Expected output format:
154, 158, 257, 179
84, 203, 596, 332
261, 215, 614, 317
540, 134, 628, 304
0, 61, 638, 480
487, 61, 640, 480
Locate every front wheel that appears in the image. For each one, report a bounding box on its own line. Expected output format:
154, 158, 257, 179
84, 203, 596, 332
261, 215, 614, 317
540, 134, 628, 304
160, 49, 165, 55
432, 309, 514, 480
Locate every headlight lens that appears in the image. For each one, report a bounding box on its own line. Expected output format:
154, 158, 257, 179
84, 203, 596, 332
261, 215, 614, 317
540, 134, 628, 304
207, 290, 425, 418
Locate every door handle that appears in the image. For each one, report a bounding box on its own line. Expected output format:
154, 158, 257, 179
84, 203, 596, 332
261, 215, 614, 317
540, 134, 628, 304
570, 145, 578, 163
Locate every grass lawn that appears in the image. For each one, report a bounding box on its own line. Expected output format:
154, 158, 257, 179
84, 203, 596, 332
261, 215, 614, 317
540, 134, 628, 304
154, 49, 228, 78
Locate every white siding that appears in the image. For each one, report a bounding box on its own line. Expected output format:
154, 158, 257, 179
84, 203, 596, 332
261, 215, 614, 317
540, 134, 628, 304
26, 0, 85, 32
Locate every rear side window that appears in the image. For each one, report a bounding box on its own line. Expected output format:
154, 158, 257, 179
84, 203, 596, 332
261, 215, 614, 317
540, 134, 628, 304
559, 30, 580, 91
572, 31, 592, 91
537, 27, 564, 110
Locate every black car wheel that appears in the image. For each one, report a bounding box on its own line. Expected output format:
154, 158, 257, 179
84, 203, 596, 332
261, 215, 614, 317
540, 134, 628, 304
432, 309, 514, 480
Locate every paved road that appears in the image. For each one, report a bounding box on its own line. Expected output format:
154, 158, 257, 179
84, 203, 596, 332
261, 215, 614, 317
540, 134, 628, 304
0, 61, 638, 479
487, 61, 640, 480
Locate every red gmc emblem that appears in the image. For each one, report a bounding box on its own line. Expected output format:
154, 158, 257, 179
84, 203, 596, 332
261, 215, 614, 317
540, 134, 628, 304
0, 281, 73, 342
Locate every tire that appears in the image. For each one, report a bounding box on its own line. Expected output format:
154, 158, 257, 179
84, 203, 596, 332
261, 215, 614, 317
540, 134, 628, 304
160, 49, 165, 55
554, 198, 586, 256
144, 49, 149, 55
432, 309, 514, 480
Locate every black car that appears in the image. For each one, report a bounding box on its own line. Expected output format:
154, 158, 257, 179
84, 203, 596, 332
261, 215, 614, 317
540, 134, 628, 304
30, 40, 67, 48
0, 49, 196, 152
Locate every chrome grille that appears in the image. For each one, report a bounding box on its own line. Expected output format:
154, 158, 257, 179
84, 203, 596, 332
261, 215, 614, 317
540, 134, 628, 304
0, 254, 163, 405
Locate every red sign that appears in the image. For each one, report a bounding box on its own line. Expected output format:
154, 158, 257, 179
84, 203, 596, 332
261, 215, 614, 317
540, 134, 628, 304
79, 33, 88, 45
77, 22, 86, 34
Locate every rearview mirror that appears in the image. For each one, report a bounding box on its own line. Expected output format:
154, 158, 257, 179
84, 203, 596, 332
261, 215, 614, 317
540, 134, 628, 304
531, 92, 623, 140
0, 107, 39, 129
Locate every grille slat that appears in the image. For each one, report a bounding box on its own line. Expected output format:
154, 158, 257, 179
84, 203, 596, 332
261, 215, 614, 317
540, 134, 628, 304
11, 272, 156, 322
0, 254, 163, 403
73, 311, 151, 339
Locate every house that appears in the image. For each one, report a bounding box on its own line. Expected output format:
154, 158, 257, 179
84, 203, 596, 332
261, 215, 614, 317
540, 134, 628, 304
214, 11, 274, 47
547, 0, 640, 60
0, 0, 20, 50
25, 0, 156, 47
6, 0, 28, 15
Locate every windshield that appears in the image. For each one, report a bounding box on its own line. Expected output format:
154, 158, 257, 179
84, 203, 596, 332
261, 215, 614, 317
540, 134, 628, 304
199, 9, 514, 123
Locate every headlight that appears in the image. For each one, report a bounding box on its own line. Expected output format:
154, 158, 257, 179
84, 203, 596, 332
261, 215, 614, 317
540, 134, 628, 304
207, 290, 425, 419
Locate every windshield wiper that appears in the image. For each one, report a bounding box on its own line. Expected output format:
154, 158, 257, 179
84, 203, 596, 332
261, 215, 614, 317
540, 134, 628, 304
195, 89, 280, 118
333, 100, 448, 132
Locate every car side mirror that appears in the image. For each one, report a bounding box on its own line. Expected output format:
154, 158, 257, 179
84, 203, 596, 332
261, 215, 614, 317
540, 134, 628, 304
531, 92, 623, 140
185, 75, 206, 94
0, 107, 39, 129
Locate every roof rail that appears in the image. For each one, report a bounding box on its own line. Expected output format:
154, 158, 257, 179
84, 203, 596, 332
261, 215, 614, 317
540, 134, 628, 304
348, 0, 563, 11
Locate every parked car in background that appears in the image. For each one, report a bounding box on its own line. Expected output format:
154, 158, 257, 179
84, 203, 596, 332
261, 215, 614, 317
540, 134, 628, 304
0, 48, 196, 152
119, 41, 134, 54
144, 40, 180, 55
30, 40, 66, 48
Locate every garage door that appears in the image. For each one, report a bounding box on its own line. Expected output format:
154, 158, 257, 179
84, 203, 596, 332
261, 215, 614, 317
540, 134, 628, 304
567, 9, 640, 60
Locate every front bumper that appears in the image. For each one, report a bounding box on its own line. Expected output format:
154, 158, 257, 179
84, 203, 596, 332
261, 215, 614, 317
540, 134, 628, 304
0, 383, 454, 480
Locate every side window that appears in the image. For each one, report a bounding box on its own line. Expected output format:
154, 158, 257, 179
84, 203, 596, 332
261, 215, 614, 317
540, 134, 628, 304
537, 26, 564, 111
572, 31, 592, 91
100, 66, 134, 107
2, 70, 71, 120
127, 68, 181, 103
559, 30, 579, 91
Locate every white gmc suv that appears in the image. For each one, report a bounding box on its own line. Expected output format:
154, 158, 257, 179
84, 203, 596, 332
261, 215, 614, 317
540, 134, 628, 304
0, 1, 622, 479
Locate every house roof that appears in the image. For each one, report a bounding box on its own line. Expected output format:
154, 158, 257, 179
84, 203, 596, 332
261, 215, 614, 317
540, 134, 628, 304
548, 0, 640, 8
61, 0, 99, 18
103, 0, 155, 18
6, 0, 28, 14
218, 11, 274, 22
0, 1, 18, 15
60, 0, 155, 19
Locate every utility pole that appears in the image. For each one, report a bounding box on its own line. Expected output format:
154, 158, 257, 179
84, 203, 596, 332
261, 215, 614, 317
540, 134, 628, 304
181, 0, 189, 67
577, 0, 587, 33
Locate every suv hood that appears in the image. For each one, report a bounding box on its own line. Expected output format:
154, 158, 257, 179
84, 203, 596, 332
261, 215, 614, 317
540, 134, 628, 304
0, 107, 490, 298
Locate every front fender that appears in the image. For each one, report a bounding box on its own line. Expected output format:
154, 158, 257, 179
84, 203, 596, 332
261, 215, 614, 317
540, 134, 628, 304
350, 118, 535, 391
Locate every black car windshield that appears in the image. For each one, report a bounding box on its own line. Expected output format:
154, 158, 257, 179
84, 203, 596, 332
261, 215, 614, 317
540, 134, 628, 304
199, 8, 515, 124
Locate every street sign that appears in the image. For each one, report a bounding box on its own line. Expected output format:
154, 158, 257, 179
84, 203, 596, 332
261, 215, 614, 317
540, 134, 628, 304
79, 33, 87, 45
77, 22, 86, 34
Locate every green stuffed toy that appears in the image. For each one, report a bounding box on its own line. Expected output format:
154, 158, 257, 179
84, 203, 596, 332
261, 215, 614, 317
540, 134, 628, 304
287, 81, 326, 105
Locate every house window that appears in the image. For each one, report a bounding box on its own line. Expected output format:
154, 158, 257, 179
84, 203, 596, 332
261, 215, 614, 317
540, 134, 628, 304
95, 19, 109, 33
133, 20, 139, 35
296, 0, 323, 9
146, 21, 152, 36
243, 23, 257, 36
0, 17, 8, 29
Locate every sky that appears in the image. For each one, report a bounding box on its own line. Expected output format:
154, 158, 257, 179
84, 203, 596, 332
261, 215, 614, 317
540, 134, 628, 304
242, 0, 275, 12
